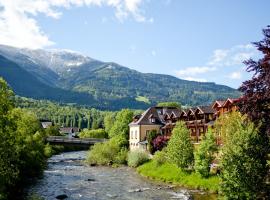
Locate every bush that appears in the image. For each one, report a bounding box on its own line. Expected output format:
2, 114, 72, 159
79, 128, 108, 139
87, 139, 127, 166
127, 150, 149, 167
153, 150, 168, 166
146, 130, 158, 154
152, 135, 169, 152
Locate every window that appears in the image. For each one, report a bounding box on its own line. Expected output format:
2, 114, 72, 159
135, 130, 138, 139
130, 131, 133, 139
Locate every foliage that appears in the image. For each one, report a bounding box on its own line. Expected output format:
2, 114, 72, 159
238, 26, 270, 137
87, 109, 133, 166
15, 96, 114, 130
146, 130, 158, 154
108, 109, 133, 140
194, 129, 217, 177
127, 150, 149, 167
152, 135, 169, 152
153, 150, 168, 166
166, 121, 194, 169
238, 26, 270, 197
86, 139, 127, 166
157, 102, 181, 109
137, 161, 220, 192
0, 78, 49, 199
79, 128, 108, 139
45, 125, 62, 136
104, 113, 116, 133
220, 112, 267, 199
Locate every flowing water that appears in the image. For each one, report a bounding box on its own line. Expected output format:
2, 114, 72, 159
27, 151, 216, 200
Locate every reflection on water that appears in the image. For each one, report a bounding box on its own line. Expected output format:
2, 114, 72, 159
27, 151, 216, 200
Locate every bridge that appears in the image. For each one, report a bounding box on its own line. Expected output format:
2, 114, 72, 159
46, 136, 108, 149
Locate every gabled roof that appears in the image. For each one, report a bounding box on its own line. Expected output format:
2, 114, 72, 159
223, 98, 240, 107
187, 108, 196, 116
129, 106, 181, 126
180, 109, 189, 117
41, 122, 53, 129
196, 106, 214, 114
212, 100, 226, 109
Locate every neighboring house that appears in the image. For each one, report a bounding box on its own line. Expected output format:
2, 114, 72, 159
129, 98, 240, 151
129, 106, 181, 151
60, 127, 80, 138
212, 98, 240, 145
180, 106, 215, 143
41, 121, 53, 129
212, 98, 239, 118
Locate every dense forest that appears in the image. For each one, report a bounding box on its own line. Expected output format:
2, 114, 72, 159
15, 96, 143, 130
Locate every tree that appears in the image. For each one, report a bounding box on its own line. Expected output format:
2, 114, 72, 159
108, 109, 133, 141
45, 125, 61, 136
166, 121, 194, 169
238, 26, 270, 137
238, 26, 269, 197
194, 129, 217, 177
0, 78, 49, 199
157, 102, 181, 109
220, 112, 267, 199
104, 113, 115, 133
0, 78, 18, 199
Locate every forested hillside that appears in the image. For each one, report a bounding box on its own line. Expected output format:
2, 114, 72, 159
0, 45, 240, 110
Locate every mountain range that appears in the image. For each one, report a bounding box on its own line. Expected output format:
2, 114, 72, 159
0, 44, 240, 110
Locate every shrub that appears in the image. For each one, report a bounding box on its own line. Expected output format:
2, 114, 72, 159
87, 139, 127, 166
152, 135, 169, 152
127, 150, 149, 167
153, 150, 168, 166
166, 121, 194, 169
79, 128, 108, 139
146, 130, 158, 154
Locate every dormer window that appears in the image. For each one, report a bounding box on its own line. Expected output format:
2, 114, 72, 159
151, 118, 156, 123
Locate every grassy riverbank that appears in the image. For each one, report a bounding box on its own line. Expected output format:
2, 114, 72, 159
137, 161, 220, 193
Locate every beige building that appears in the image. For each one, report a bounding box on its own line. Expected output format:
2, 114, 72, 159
129, 106, 181, 151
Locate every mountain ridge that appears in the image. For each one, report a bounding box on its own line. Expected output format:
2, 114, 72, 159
0, 44, 240, 110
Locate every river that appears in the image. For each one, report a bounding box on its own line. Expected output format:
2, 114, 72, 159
27, 151, 216, 200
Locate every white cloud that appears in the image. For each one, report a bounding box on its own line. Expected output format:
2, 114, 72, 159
0, 0, 151, 49
175, 66, 216, 76
185, 77, 207, 82
174, 43, 259, 83
207, 44, 258, 67
228, 71, 242, 80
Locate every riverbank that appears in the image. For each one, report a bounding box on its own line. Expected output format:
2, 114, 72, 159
137, 161, 220, 193
27, 151, 217, 200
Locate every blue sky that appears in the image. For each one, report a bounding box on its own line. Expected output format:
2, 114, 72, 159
0, 0, 269, 88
